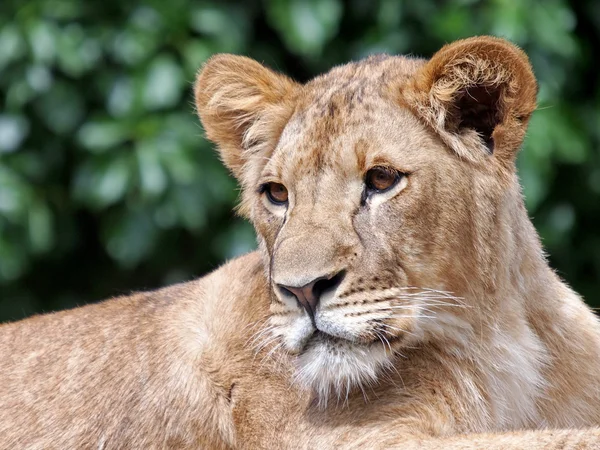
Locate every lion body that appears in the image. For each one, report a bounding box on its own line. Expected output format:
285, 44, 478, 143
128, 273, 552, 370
2, 251, 600, 449
2, 37, 600, 448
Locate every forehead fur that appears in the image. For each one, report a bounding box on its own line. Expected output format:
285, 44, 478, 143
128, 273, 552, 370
302, 54, 426, 104
294, 55, 427, 137
267, 56, 431, 179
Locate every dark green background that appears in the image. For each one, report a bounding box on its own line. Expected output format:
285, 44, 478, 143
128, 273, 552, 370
0, 0, 599, 322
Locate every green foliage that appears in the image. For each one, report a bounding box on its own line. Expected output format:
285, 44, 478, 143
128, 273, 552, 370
0, 0, 599, 320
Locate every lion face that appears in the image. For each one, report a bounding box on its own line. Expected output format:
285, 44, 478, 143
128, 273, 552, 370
253, 96, 473, 397
195, 37, 537, 400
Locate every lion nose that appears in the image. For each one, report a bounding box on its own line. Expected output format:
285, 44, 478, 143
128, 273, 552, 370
277, 271, 345, 320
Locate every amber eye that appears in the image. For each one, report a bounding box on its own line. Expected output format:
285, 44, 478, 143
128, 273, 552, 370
365, 167, 401, 193
264, 182, 289, 205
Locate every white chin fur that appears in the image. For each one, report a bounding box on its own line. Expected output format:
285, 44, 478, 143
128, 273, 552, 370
293, 335, 393, 406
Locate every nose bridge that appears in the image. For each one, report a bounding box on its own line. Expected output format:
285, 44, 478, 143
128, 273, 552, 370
274, 226, 340, 284
273, 208, 355, 286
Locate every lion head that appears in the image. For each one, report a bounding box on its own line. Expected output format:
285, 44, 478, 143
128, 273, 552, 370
195, 37, 538, 401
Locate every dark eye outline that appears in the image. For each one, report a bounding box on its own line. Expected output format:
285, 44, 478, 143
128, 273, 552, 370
364, 166, 404, 194
260, 182, 289, 206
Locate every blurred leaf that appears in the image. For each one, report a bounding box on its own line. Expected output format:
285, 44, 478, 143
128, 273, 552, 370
211, 220, 256, 260
172, 184, 207, 231
136, 139, 168, 198
77, 119, 129, 153
28, 199, 54, 253
25, 64, 53, 93
40, 0, 85, 20
110, 27, 158, 66
431, 4, 482, 41
530, 1, 577, 57
181, 40, 213, 75
27, 20, 58, 64
5, 78, 36, 109
377, 0, 403, 30
0, 114, 30, 153
35, 81, 84, 134
103, 210, 157, 268
190, 4, 250, 53
266, 0, 343, 56
56, 24, 102, 76
0, 23, 26, 70
0, 166, 32, 221
142, 55, 184, 110
0, 235, 28, 282
106, 76, 135, 118
72, 153, 132, 209
489, 0, 528, 42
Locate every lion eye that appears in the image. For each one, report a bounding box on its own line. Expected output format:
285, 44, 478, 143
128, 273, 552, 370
365, 167, 401, 193
265, 182, 289, 205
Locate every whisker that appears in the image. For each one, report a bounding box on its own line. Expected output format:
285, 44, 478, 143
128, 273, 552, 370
376, 322, 403, 331
404, 298, 466, 305
372, 329, 391, 353
259, 341, 285, 369
387, 312, 437, 320
380, 331, 393, 353
254, 331, 280, 350
242, 322, 270, 345
247, 324, 277, 348
393, 287, 468, 304
357, 381, 369, 404
253, 332, 281, 354
377, 306, 435, 319
410, 298, 468, 305
384, 360, 406, 388
241, 319, 265, 334
377, 322, 419, 339
397, 286, 456, 294
404, 294, 462, 301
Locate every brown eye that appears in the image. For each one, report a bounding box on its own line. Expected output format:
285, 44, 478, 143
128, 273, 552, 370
265, 182, 288, 205
365, 167, 401, 193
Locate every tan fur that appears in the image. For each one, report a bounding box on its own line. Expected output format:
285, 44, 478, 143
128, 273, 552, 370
1, 36, 600, 449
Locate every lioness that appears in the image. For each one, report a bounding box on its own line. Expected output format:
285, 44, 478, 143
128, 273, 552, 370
1, 36, 600, 449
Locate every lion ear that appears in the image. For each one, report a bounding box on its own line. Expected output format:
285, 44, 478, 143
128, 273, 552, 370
403, 36, 537, 164
194, 55, 299, 180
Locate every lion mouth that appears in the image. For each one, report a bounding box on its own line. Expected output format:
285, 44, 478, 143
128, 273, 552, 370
309, 330, 343, 344
302, 330, 342, 350
302, 328, 402, 353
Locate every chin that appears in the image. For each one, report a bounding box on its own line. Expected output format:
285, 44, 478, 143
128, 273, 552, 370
293, 332, 395, 406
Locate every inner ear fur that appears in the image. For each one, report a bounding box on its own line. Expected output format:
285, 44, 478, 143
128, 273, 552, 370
194, 55, 299, 180
402, 36, 538, 164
